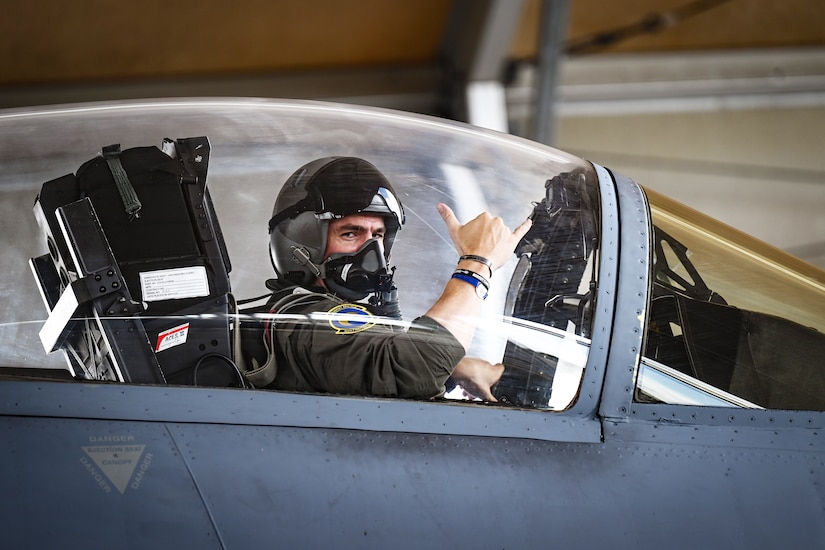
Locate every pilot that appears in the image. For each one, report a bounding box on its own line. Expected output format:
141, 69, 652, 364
240, 156, 530, 400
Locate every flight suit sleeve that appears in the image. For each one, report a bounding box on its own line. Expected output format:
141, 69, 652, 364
272, 300, 465, 399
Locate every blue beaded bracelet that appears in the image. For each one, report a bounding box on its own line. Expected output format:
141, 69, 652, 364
451, 269, 489, 300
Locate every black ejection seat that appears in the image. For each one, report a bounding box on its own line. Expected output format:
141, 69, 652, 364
30, 137, 242, 387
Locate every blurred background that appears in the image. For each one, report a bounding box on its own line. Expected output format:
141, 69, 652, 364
2, 0, 824, 268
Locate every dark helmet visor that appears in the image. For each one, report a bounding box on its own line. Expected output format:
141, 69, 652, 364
269, 158, 404, 232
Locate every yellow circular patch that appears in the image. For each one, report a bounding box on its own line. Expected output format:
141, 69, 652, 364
327, 303, 376, 334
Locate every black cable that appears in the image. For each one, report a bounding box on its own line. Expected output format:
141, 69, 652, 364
192, 353, 246, 388
565, 0, 735, 56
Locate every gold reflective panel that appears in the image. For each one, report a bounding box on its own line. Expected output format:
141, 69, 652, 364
641, 187, 825, 410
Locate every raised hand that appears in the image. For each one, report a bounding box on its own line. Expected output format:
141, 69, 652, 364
436, 203, 532, 271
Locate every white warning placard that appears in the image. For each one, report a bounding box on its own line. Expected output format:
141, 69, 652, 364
82, 444, 146, 494
139, 266, 209, 302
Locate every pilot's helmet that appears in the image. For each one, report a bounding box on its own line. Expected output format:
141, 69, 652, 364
268, 156, 406, 286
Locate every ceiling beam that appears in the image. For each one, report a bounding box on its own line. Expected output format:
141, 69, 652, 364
439, 0, 526, 130
533, 0, 571, 145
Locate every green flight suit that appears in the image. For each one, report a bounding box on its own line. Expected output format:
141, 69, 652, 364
246, 288, 465, 399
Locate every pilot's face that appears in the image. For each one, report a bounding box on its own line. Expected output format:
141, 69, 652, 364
324, 214, 386, 258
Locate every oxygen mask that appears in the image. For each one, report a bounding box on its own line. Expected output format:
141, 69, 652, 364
322, 239, 394, 301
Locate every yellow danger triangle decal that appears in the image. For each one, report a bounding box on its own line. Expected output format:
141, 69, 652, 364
82, 444, 146, 494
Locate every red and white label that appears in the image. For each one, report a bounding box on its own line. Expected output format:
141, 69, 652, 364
155, 323, 190, 352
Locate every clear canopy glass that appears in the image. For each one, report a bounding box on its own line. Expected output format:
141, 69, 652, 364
0, 99, 601, 410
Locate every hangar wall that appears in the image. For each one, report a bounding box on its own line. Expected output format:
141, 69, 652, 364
502, 48, 825, 269
1, 1, 823, 269
557, 107, 825, 269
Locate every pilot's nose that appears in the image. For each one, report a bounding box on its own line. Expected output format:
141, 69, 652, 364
358, 237, 385, 257
357, 235, 374, 249
365, 235, 383, 247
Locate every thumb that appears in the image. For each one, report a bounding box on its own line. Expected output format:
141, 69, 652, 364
513, 215, 533, 240
437, 203, 460, 232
